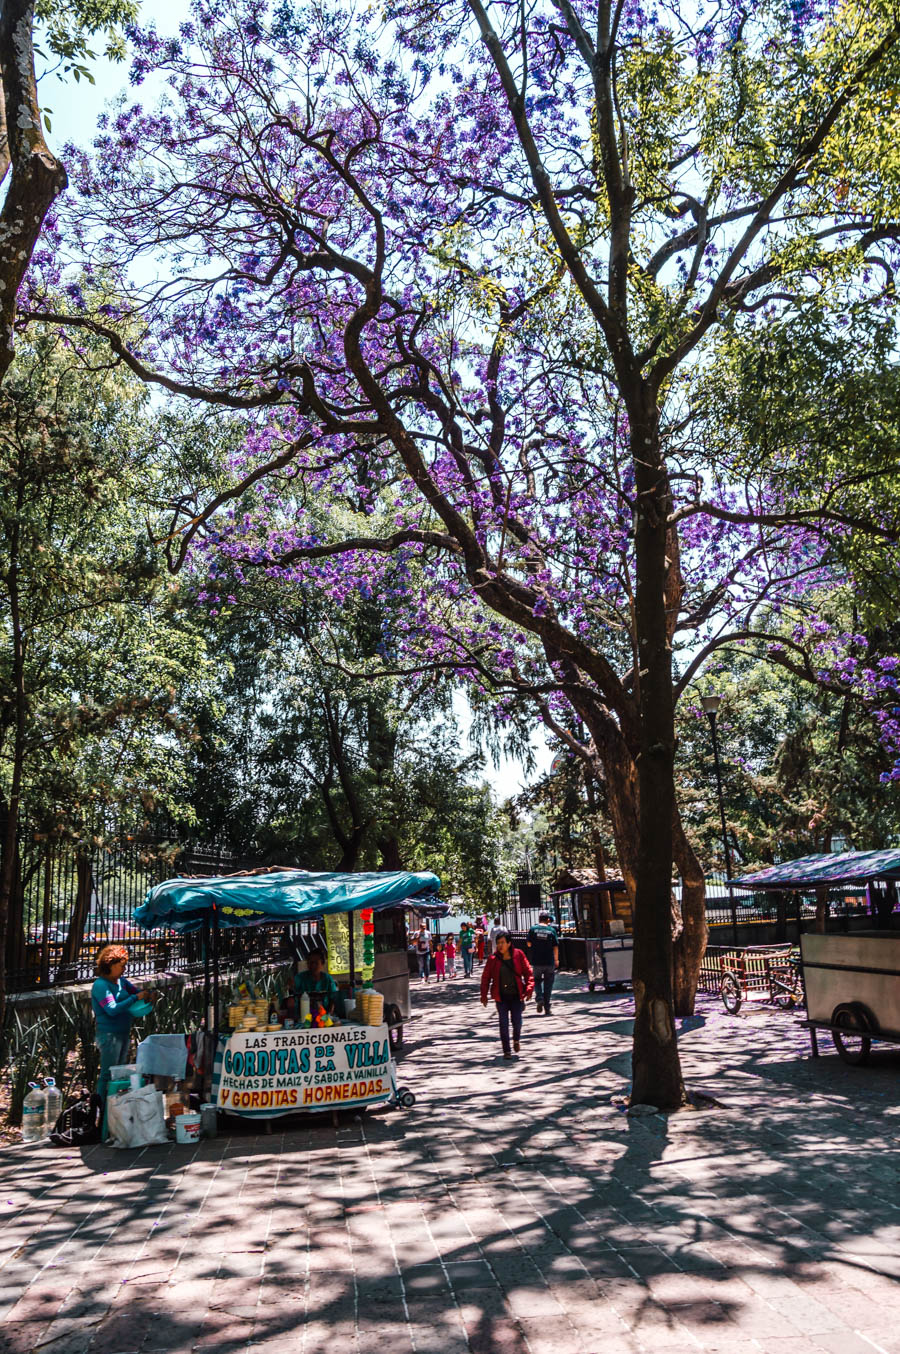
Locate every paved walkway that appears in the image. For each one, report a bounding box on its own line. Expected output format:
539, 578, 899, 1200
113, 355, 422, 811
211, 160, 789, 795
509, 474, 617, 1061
1, 972, 899, 1354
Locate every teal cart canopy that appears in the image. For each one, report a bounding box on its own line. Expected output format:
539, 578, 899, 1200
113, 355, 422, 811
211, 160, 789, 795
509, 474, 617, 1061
134, 868, 443, 934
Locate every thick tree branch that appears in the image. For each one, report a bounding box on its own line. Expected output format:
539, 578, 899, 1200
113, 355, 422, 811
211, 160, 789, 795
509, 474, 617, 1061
648, 21, 900, 389
22, 309, 291, 408
0, 1, 67, 381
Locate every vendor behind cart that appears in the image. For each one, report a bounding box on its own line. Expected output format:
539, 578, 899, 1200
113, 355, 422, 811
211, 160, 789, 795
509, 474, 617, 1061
294, 948, 339, 1013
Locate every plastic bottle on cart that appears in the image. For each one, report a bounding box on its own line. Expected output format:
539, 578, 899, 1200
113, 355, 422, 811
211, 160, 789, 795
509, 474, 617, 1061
43, 1078, 62, 1133
22, 1083, 47, 1143
299, 993, 310, 1023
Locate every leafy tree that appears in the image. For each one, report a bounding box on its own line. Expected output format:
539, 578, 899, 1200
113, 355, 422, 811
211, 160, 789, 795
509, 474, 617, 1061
518, 752, 617, 886
678, 608, 900, 870
184, 571, 506, 899
35, 0, 900, 1107
0, 330, 215, 1006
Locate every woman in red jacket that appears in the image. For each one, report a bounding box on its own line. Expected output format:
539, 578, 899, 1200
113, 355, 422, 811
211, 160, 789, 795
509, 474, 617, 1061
480, 929, 534, 1059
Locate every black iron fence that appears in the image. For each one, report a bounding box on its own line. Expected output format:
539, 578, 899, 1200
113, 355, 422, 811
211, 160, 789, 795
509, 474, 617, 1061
698, 871, 891, 940
4, 812, 305, 993
10, 818, 898, 994
500, 871, 893, 948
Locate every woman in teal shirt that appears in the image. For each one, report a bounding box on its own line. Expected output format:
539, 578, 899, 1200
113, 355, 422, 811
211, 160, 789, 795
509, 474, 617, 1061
91, 945, 152, 1101
294, 950, 339, 1013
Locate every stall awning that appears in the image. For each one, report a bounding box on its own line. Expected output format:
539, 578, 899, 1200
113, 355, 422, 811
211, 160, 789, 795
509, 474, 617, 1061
134, 868, 442, 934
731, 849, 900, 891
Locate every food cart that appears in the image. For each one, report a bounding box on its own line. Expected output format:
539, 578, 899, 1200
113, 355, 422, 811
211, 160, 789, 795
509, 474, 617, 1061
733, 849, 900, 1063
801, 932, 900, 1064
549, 877, 633, 989
134, 868, 445, 1118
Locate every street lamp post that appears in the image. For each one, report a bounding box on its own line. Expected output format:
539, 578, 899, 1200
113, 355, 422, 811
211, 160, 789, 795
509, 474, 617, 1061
702, 694, 738, 941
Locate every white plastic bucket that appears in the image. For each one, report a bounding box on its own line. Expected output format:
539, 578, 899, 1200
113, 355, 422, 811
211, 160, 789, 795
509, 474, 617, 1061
175, 1112, 201, 1144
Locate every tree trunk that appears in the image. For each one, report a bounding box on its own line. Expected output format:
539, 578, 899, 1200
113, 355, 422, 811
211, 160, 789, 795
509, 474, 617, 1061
583, 771, 607, 881
378, 835, 403, 871
588, 715, 639, 896
336, 833, 364, 871
672, 812, 708, 1016
0, 517, 26, 1021
56, 853, 93, 983
0, 0, 67, 380
628, 405, 685, 1110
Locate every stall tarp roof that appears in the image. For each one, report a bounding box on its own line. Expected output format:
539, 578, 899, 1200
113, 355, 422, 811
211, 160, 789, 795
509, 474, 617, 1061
731, 848, 900, 891
134, 868, 442, 934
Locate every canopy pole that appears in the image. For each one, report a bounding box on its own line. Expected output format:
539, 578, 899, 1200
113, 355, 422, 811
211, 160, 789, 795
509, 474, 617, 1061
347, 909, 356, 991
201, 914, 213, 1102
212, 904, 221, 1047
202, 915, 211, 1025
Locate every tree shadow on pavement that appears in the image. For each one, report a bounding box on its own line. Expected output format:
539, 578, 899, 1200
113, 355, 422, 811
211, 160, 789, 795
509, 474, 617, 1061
3, 980, 900, 1354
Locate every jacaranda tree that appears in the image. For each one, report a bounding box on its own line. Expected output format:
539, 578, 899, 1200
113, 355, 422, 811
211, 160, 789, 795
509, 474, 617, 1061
27, 0, 900, 1105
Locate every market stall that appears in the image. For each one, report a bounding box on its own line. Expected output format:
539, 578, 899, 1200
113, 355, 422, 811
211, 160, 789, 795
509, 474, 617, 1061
549, 876, 632, 989
134, 868, 444, 1118
732, 850, 900, 1064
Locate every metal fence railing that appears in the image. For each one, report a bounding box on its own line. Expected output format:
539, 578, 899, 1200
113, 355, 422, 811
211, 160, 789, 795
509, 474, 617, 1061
678, 871, 882, 935
4, 813, 307, 993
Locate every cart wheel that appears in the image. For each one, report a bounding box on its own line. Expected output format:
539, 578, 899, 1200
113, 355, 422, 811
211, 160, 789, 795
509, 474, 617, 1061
832, 1005, 872, 1066
588, 981, 596, 992
398, 1089, 416, 1109
720, 973, 742, 1015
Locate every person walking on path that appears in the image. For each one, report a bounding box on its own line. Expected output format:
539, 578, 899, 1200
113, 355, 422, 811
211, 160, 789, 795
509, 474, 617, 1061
415, 924, 432, 982
475, 923, 486, 964
91, 945, 153, 1101
445, 934, 457, 977
488, 917, 503, 955
526, 911, 560, 1014
433, 938, 447, 981
459, 922, 475, 977
481, 929, 534, 1059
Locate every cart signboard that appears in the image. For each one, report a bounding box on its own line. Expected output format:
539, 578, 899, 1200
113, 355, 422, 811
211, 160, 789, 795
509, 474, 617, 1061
215, 1023, 393, 1117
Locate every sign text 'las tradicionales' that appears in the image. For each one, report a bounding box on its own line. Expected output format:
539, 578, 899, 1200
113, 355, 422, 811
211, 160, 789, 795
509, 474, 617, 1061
216, 1024, 392, 1115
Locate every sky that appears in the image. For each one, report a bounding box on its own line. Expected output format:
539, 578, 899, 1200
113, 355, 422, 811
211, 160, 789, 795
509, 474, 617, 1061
40, 30, 556, 805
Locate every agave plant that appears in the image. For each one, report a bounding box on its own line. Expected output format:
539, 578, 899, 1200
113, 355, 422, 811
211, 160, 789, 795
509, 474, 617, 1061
8, 1013, 51, 1126
0, 1000, 14, 1077
65, 993, 101, 1094
39, 1001, 78, 1099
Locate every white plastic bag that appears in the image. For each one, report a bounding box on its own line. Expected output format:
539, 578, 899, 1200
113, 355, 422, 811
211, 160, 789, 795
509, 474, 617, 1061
107, 1083, 168, 1149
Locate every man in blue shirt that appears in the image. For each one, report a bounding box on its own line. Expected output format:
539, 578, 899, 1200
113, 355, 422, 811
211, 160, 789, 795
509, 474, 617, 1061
526, 912, 559, 1015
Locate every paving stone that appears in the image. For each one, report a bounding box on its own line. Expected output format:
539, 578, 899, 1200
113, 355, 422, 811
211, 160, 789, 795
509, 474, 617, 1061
1, 978, 899, 1353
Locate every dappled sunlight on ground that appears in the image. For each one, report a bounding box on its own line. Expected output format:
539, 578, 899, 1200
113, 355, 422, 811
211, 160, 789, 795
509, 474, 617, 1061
1, 970, 898, 1353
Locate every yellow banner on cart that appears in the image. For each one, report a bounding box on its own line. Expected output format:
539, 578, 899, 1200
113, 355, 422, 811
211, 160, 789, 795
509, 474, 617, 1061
216, 1023, 392, 1115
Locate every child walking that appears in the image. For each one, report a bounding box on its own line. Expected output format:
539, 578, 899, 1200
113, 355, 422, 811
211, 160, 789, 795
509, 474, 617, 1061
433, 939, 447, 981
445, 934, 457, 978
